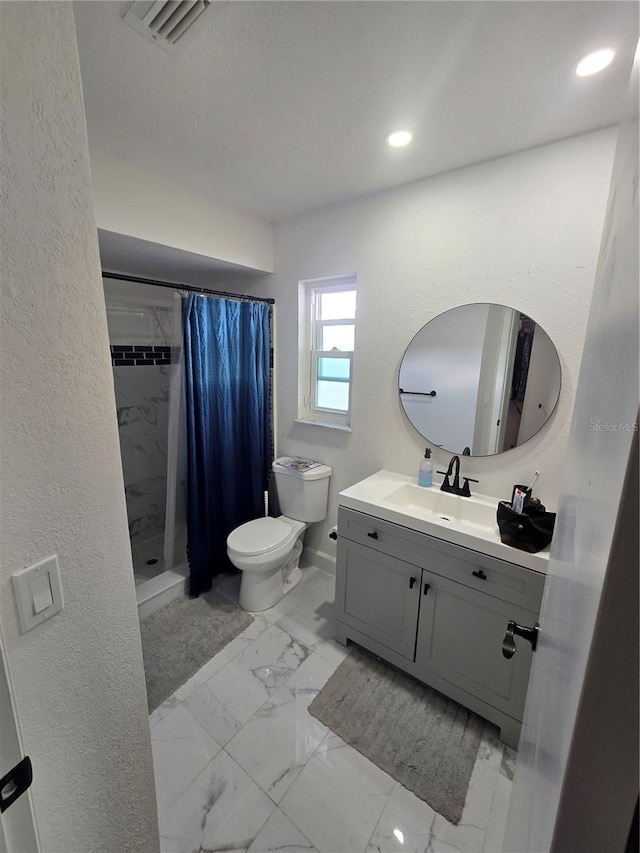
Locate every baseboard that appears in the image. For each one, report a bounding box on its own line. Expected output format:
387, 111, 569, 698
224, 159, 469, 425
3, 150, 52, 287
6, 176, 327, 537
301, 546, 336, 576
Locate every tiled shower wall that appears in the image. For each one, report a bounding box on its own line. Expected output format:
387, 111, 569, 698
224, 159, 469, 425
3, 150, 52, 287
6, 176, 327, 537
104, 279, 178, 549
112, 357, 171, 546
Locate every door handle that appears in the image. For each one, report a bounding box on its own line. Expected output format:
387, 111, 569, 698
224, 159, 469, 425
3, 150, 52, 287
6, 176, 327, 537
409, 576, 416, 589
472, 569, 487, 580
423, 582, 430, 595
367, 531, 379, 540
502, 620, 539, 659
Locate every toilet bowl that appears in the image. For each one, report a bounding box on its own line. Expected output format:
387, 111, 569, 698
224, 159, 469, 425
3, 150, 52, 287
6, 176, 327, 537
226, 456, 332, 612
227, 516, 307, 611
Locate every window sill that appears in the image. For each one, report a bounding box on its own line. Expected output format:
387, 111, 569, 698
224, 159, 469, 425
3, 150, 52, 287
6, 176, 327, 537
294, 418, 352, 433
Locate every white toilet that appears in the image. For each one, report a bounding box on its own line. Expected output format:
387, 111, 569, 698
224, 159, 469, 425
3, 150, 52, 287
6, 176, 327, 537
226, 457, 332, 612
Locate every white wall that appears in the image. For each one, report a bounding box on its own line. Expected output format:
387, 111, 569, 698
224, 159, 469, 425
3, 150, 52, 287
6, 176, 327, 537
266, 128, 616, 556
0, 5, 158, 852
90, 148, 275, 274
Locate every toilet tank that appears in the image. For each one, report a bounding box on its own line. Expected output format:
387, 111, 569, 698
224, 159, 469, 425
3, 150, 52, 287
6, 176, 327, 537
272, 457, 332, 522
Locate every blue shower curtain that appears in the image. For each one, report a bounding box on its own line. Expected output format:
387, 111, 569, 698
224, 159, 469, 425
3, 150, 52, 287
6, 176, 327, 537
183, 294, 272, 596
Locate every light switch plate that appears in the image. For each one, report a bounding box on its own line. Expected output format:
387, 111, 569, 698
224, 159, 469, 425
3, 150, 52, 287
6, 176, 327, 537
12, 555, 64, 634
29, 572, 53, 614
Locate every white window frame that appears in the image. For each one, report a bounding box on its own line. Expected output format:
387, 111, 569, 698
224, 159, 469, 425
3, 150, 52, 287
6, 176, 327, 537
298, 274, 356, 429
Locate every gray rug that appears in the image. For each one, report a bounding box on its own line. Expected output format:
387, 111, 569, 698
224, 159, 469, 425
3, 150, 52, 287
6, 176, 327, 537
141, 591, 253, 712
308, 646, 483, 824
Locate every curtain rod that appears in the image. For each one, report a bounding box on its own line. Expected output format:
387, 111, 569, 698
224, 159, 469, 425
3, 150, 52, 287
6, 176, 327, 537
102, 270, 275, 305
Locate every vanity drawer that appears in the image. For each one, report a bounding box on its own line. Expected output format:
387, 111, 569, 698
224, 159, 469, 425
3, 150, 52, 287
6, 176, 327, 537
418, 535, 545, 613
339, 506, 433, 566
337, 506, 545, 612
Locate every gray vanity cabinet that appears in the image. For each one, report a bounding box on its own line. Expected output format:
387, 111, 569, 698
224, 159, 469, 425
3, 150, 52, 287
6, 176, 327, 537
413, 570, 536, 722
335, 506, 545, 747
337, 539, 421, 660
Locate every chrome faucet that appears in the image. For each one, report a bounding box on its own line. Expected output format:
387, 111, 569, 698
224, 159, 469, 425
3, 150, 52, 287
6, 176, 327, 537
437, 455, 479, 498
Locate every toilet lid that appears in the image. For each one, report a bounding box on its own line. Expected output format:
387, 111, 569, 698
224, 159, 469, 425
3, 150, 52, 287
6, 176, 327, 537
227, 517, 294, 556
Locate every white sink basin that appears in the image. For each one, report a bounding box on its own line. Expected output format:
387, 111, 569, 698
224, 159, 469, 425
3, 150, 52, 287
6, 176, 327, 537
338, 470, 549, 574
383, 483, 497, 531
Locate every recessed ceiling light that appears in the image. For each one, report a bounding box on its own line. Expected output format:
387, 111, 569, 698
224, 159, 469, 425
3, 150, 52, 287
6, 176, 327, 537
387, 130, 413, 148
575, 48, 615, 77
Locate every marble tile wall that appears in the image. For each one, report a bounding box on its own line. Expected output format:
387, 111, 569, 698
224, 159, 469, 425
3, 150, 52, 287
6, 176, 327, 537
104, 281, 180, 550
114, 362, 171, 545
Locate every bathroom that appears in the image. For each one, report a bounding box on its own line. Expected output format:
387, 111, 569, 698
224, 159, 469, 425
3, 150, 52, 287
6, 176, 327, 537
98, 44, 634, 853
0, 3, 637, 853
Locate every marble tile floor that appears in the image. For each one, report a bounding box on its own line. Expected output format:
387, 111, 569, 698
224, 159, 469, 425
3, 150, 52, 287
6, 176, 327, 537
149, 566, 515, 853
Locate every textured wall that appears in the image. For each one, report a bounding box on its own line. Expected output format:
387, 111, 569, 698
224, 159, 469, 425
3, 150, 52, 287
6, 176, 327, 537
90, 147, 275, 273
0, 5, 159, 852
267, 128, 616, 556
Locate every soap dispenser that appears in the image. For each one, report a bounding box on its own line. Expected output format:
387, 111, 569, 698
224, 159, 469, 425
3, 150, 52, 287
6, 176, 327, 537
418, 448, 433, 488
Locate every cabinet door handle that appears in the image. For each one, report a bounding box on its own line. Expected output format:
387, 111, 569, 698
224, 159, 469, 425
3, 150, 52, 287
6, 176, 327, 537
367, 531, 379, 540
423, 583, 430, 595
409, 577, 416, 589
472, 569, 487, 580
502, 620, 539, 658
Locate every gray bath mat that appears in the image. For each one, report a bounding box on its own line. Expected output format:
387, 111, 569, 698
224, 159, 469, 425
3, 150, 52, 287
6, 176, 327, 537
141, 591, 253, 712
308, 645, 483, 824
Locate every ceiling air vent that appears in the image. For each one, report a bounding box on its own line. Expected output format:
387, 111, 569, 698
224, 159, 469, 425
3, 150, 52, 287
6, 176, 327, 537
121, 1, 213, 55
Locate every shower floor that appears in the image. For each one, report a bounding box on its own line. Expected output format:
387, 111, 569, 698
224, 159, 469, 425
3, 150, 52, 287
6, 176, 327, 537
132, 534, 166, 586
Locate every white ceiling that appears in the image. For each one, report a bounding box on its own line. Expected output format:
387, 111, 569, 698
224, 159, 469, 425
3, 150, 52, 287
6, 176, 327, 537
74, 1, 638, 222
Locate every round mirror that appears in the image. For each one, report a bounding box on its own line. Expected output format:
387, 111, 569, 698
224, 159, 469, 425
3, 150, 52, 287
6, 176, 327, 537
398, 303, 561, 456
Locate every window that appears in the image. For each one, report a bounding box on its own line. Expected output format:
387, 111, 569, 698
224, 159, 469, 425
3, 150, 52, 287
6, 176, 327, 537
298, 275, 357, 429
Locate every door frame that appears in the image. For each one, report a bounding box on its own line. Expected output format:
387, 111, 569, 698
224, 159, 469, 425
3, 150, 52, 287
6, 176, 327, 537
0, 639, 40, 852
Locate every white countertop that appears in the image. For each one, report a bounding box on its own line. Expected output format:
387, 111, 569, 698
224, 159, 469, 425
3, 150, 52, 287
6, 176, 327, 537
338, 470, 550, 574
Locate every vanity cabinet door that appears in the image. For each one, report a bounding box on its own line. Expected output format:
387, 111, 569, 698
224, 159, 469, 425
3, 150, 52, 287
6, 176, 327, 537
335, 539, 421, 660
415, 571, 536, 720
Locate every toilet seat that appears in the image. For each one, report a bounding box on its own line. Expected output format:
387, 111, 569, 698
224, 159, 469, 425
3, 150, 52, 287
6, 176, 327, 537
227, 516, 298, 557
